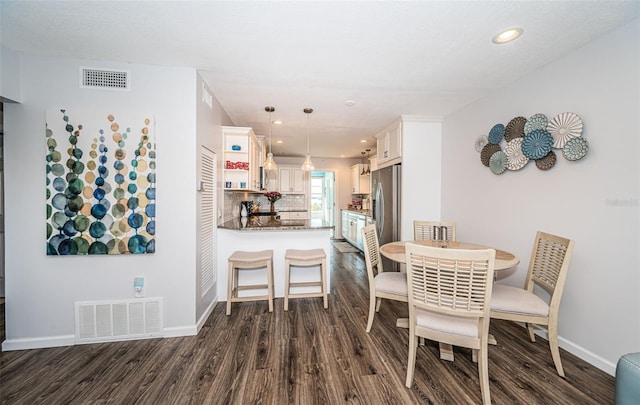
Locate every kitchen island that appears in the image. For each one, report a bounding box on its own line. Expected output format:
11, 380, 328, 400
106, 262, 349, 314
217, 218, 333, 301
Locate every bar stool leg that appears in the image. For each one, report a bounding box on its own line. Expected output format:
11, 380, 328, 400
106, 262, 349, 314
226, 260, 234, 316
321, 256, 328, 309
267, 258, 274, 312
284, 257, 291, 311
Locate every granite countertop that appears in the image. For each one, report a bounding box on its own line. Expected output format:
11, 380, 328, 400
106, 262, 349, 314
219, 217, 333, 231
342, 208, 372, 216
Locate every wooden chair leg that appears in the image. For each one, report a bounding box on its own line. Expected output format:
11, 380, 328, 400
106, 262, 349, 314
526, 322, 536, 342
375, 297, 382, 312
366, 291, 376, 332
478, 344, 491, 405
548, 321, 565, 377
405, 327, 417, 388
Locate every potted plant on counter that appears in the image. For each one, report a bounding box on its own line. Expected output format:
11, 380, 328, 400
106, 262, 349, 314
264, 191, 282, 214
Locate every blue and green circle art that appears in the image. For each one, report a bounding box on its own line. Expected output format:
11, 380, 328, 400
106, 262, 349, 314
145, 204, 155, 218
146, 220, 156, 235
73, 237, 90, 254
112, 202, 127, 218
67, 195, 84, 212
128, 213, 144, 229
88, 241, 109, 254
89, 221, 107, 238
128, 234, 148, 254
74, 215, 90, 232
127, 197, 139, 210
47, 110, 156, 255
91, 203, 107, 219
53, 177, 66, 192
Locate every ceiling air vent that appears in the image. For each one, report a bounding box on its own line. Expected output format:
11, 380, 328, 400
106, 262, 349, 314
80, 67, 130, 90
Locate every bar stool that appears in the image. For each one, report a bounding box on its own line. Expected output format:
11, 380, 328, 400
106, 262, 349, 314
226, 249, 274, 315
284, 248, 328, 311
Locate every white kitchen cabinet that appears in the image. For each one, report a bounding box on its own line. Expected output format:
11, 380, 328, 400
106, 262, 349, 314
223, 126, 262, 192
342, 209, 369, 251
350, 164, 371, 194
278, 165, 308, 194
375, 119, 402, 168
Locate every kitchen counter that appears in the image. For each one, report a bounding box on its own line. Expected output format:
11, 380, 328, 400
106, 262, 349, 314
219, 217, 333, 231
217, 218, 333, 300
341, 208, 372, 217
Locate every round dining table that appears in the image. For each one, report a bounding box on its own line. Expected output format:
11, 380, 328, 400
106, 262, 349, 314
379, 239, 520, 361
379, 240, 519, 270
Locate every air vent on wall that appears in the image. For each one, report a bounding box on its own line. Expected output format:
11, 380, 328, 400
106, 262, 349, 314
75, 297, 163, 344
80, 67, 130, 90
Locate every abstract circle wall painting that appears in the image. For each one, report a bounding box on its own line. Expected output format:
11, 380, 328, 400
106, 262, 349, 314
475, 112, 587, 174
547, 112, 583, 148
46, 109, 156, 255
488, 124, 505, 144
524, 113, 548, 134
522, 129, 553, 160
562, 137, 589, 161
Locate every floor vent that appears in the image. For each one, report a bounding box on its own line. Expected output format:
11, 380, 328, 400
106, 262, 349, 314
75, 298, 163, 344
80, 67, 130, 90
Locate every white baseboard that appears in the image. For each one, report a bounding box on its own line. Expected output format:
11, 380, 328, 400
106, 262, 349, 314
2, 334, 75, 351
196, 298, 218, 333
531, 325, 616, 376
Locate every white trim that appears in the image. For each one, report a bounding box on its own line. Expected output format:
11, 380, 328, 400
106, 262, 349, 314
2, 335, 75, 351
162, 325, 198, 338
196, 298, 218, 333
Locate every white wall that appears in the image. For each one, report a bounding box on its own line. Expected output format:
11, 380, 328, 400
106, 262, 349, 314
441, 18, 640, 374
3, 54, 200, 349
399, 116, 443, 240
0, 45, 21, 102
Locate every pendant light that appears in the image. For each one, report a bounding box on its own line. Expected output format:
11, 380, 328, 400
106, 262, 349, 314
365, 149, 371, 174
301, 107, 315, 171
263, 106, 277, 172
360, 151, 367, 175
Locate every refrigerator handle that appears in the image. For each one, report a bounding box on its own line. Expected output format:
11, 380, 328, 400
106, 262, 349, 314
375, 182, 384, 238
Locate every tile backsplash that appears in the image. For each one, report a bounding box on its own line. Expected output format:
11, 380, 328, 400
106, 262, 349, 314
223, 192, 307, 221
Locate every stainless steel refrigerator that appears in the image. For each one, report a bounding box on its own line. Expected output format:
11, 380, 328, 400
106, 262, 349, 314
371, 164, 401, 271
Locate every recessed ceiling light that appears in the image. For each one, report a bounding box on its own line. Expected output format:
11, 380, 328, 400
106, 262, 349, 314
345, 99, 357, 107
492, 27, 523, 44
276, 140, 283, 144
360, 139, 367, 143
273, 120, 283, 125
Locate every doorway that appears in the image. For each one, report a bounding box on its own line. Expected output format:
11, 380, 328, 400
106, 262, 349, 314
310, 171, 335, 238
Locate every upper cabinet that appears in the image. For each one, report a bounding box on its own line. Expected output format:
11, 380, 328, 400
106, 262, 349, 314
223, 126, 262, 192
350, 164, 371, 194
375, 119, 402, 168
278, 165, 308, 194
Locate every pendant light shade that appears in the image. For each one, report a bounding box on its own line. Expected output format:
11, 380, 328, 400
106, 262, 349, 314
263, 106, 277, 172
301, 107, 315, 171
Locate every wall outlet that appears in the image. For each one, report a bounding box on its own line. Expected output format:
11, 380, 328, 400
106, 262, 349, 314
134, 276, 144, 298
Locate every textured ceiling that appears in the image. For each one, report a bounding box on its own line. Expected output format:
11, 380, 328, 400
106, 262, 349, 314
2, 1, 639, 158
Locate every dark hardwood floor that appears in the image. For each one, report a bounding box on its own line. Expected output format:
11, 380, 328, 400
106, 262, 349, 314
0, 246, 614, 404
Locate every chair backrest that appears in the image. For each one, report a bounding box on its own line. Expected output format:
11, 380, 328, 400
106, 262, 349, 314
362, 224, 383, 280
405, 243, 495, 319
525, 231, 575, 306
413, 220, 457, 242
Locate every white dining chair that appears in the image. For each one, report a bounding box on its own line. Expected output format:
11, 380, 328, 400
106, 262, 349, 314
490, 231, 574, 377
404, 243, 496, 405
413, 220, 457, 242
361, 224, 408, 333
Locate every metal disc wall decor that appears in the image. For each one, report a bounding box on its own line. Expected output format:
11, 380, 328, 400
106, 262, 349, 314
475, 112, 587, 175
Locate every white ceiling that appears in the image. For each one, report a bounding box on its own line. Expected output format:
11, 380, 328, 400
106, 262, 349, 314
2, 1, 639, 159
